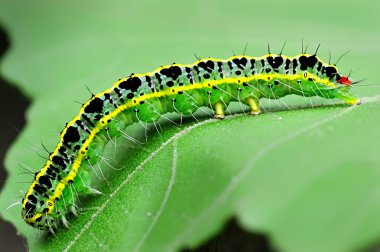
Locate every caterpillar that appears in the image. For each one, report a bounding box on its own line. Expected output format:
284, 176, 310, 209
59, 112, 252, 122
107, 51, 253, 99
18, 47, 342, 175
21, 51, 360, 232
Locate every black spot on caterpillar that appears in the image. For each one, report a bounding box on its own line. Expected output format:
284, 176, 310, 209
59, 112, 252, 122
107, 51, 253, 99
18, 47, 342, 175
21, 52, 359, 232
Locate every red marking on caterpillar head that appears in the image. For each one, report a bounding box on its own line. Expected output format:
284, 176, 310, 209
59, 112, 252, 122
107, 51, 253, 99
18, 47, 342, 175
337, 76, 352, 86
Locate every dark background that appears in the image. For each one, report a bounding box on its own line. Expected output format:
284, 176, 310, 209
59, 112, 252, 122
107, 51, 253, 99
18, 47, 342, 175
0, 25, 29, 251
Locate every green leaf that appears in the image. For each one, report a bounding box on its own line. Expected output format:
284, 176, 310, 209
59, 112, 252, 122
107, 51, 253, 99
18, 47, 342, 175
1, 1, 380, 252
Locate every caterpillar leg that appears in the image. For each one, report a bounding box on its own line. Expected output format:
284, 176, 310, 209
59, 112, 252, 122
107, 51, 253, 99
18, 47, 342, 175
334, 91, 361, 105
343, 97, 361, 105
246, 97, 261, 115
214, 101, 225, 119
330, 87, 361, 105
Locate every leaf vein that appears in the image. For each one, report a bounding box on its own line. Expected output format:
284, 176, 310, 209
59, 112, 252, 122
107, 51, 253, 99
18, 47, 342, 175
133, 139, 178, 252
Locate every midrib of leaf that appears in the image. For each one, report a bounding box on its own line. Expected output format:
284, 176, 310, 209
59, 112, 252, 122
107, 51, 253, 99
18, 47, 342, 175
133, 140, 178, 252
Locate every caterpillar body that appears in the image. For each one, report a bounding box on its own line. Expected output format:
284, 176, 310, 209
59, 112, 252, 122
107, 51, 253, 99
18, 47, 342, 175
21, 52, 359, 232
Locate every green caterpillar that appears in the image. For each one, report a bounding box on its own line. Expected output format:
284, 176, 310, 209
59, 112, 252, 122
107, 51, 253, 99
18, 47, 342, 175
21, 52, 359, 232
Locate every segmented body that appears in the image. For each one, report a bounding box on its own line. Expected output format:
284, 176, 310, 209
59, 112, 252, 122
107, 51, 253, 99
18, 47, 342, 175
21, 53, 359, 231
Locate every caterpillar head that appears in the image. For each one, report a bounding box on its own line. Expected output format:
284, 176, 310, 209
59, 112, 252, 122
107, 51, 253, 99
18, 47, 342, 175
337, 76, 352, 86
333, 75, 360, 105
